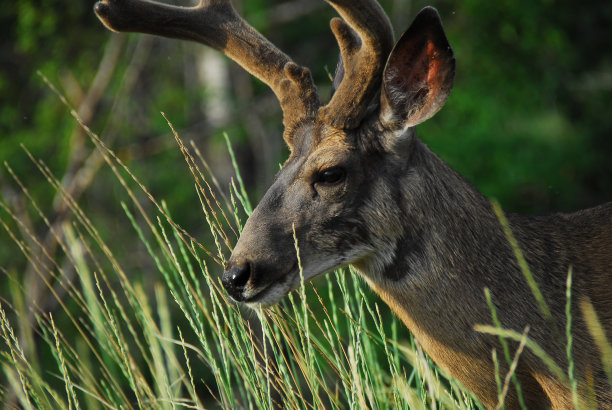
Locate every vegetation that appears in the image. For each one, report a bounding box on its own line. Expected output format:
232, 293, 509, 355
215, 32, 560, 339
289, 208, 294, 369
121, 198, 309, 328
0, 0, 611, 408
1, 104, 482, 408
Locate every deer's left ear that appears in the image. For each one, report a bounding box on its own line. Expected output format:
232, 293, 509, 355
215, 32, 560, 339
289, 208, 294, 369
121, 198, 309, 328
380, 7, 455, 130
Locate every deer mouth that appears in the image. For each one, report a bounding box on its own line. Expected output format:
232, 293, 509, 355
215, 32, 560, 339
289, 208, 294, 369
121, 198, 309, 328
242, 264, 298, 307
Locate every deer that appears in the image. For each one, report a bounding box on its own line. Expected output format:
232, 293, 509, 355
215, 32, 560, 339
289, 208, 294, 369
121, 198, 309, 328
94, 0, 612, 408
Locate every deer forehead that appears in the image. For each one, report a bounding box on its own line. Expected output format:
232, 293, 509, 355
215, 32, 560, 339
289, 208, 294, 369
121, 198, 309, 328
316, 128, 354, 154
293, 126, 356, 167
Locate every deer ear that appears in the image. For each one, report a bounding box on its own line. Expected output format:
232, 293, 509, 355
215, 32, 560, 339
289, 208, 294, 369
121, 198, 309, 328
380, 7, 455, 130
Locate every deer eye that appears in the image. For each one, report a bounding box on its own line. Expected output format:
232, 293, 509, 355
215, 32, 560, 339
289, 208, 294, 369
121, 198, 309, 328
317, 166, 346, 184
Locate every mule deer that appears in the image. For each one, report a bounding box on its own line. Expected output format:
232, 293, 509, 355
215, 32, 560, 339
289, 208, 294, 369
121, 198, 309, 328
94, 0, 612, 407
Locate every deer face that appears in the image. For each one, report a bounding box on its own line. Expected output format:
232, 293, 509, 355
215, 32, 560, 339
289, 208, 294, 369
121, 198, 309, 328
223, 123, 386, 305
222, 7, 455, 307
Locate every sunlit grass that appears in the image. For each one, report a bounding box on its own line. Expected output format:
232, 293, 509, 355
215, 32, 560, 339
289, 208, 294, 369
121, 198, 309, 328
0, 80, 479, 409
2, 78, 609, 409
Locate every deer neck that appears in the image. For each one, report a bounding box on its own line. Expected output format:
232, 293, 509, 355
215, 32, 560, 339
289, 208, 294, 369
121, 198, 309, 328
349, 138, 522, 404
352, 137, 512, 351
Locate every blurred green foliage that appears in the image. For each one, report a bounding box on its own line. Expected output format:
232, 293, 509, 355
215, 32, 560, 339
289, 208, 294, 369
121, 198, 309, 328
424, 0, 612, 212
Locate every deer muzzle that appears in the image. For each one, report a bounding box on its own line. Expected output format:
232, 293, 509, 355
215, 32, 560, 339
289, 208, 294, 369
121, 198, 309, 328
221, 263, 251, 302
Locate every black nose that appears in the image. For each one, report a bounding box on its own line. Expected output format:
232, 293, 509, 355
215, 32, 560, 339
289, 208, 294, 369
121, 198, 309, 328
222, 263, 251, 301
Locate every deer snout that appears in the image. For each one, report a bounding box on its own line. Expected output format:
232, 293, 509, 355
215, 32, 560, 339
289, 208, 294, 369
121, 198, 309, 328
221, 263, 251, 302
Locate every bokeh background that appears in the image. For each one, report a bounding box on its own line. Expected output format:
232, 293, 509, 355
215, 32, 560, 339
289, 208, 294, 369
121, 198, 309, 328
1, 0, 611, 403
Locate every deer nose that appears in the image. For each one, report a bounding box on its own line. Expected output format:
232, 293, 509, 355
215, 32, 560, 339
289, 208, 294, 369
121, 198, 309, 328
222, 263, 251, 301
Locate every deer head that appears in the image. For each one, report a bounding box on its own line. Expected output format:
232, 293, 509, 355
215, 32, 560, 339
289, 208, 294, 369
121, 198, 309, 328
94, 0, 455, 306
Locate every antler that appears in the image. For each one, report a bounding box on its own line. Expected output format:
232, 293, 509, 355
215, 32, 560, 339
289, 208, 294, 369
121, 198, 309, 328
320, 0, 394, 129
94, 0, 320, 147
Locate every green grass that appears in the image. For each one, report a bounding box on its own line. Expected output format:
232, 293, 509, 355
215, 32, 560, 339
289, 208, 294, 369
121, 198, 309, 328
0, 85, 481, 409
1, 81, 610, 409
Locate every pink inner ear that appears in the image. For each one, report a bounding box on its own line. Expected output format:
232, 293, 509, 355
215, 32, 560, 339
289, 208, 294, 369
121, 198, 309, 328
380, 8, 455, 128
426, 40, 441, 98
